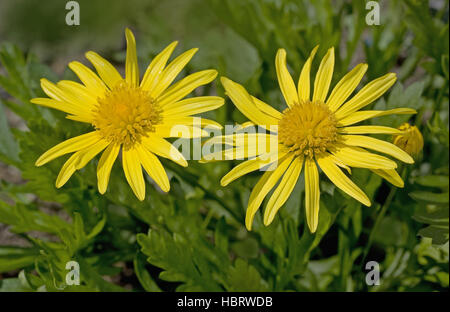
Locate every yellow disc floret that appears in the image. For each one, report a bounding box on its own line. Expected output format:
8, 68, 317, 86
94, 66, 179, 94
92, 82, 162, 149
278, 100, 338, 158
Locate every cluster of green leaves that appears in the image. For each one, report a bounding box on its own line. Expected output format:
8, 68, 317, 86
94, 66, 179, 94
0, 0, 449, 291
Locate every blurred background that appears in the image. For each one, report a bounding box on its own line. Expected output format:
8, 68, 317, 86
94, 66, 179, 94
0, 0, 449, 292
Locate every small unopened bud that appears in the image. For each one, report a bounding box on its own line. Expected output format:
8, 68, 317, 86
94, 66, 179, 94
393, 123, 424, 158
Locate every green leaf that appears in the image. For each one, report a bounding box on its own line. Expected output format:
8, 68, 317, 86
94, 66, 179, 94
133, 253, 162, 292
225, 258, 269, 292
413, 204, 449, 245
414, 175, 449, 189
409, 191, 449, 204
0, 101, 20, 164
0, 246, 40, 273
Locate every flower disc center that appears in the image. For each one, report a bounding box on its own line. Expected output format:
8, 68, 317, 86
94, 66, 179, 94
278, 100, 338, 157
92, 82, 161, 149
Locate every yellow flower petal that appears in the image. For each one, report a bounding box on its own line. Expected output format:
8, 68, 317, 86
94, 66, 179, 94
160, 116, 222, 129
264, 156, 303, 226
141, 134, 188, 167
332, 146, 397, 169
326, 63, 368, 112
245, 154, 294, 231
161, 96, 224, 117
122, 147, 145, 201
337, 108, 417, 126
74, 139, 109, 170
305, 157, 320, 233
335, 73, 397, 119
57, 80, 96, 107
221, 77, 279, 126
136, 144, 170, 193
371, 169, 404, 188
31, 97, 86, 118
85, 51, 123, 89
68, 61, 107, 96
341, 134, 414, 164
313, 47, 334, 102
220, 151, 283, 187
36, 131, 100, 166
141, 41, 178, 92
275, 49, 298, 108
158, 70, 218, 107
55, 153, 79, 188
154, 118, 209, 138
298, 45, 319, 101
97, 143, 120, 194
338, 125, 403, 135
317, 155, 371, 206
150, 48, 198, 99
251, 96, 283, 120
125, 28, 139, 87
39, 79, 93, 119
66, 114, 92, 123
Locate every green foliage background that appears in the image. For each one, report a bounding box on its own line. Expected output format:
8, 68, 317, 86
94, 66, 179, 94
0, 0, 448, 291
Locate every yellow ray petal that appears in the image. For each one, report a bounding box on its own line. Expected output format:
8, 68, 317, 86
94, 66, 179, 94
305, 157, 320, 233
31, 97, 86, 118
205, 133, 276, 147
57, 80, 96, 106
36, 131, 100, 166
251, 96, 283, 120
68, 61, 107, 96
56, 140, 108, 188
150, 48, 198, 99
337, 108, 417, 126
97, 143, 120, 194
220, 151, 284, 186
328, 154, 352, 174
125, 28, 139, 87
141, 41, 178, 92
338, 125, 403, 135
335, 73, 397, 119
55, 153, 79, 188
371, 169, 404, 188
298, 45, 319, 101
313, 47, 335, 102
341, 135, 414, 164
85, 51, 123, 89
275, 49, 298, 108
221, 77, 279, 126
141, 134, 188, 167
245, 154, 294, 230
39, 79, 93, 119
154, 120, 209, 138
332, 146, 397, 169
201, 144, 273, 161
74, 139, 109, 170
66, 114, 93, 123
327, 63, 368, 112
122, 147, 145, 201
161, 96, 224, 117
160, 116, 223, 129
136, 144, 170, 192
317, 155, 371, 206
264, 156, 303, 226
158, 70, 218, 107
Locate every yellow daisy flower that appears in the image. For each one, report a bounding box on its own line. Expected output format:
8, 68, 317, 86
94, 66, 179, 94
216, 46, 416, 233
393, 123, 424, 158
31, 28, 224, 200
